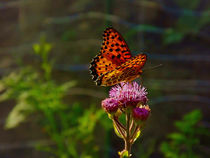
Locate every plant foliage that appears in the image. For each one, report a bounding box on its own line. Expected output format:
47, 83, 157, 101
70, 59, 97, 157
160, 110, 209, 158
0, 37, 110, 158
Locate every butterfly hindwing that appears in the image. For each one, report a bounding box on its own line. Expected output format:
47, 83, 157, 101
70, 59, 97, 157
98, 54, 147, 86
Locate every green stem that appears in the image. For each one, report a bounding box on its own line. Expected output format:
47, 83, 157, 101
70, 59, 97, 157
130, 125, 140, 144
129, 119, 134, 131
125, 112, 131, 157
42, 108, 65, 155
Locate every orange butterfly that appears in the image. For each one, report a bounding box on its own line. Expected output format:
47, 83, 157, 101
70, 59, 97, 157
89, 27, 147, 86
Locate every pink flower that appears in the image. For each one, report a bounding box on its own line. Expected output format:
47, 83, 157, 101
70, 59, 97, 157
102, 98, 119, 113
109, 82, 148, 107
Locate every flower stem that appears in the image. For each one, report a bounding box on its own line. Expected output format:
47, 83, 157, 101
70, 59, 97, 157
129, 119, 134, 131
130, 125, 140, 144
125, 112, 131, 157
114, 116, 126, 130
113, 119, 126, 139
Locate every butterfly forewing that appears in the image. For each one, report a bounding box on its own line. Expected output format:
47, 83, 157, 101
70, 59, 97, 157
102, 28, 132, 64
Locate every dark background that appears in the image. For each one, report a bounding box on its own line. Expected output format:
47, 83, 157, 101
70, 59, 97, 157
0, 0, 209, 157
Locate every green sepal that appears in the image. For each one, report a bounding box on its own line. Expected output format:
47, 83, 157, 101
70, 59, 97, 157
132, 129, 141, 143
113, 123, 124, 139
107, 109, 122, 119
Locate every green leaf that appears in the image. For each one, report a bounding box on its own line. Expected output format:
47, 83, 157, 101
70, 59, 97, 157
160, 142, 178, 158
175, 110, 202, 133
160, 110, 206, 158
5, 98, 34, 129
0, 89, 12, 102
43, 43, 52, 54
167, 133, 186, 145
0, 81, 5, 91
183, 110, 202, 123
33, 44, 41, 54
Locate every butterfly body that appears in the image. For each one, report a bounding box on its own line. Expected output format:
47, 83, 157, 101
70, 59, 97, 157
89, 27, 147, 86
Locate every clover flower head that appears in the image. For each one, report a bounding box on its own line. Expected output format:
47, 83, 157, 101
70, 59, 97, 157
102, 98, 119, 113
109, 82, 148, 107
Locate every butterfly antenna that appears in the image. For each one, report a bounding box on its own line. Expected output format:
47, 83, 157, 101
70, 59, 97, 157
143, 64, 163, 72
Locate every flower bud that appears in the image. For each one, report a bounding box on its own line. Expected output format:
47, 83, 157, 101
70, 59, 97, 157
132, 106, 150, 122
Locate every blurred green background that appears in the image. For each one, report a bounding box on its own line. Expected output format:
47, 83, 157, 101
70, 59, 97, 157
0, 0, 209, 158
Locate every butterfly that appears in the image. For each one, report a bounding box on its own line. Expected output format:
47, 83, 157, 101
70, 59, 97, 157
89, 27, 147, 86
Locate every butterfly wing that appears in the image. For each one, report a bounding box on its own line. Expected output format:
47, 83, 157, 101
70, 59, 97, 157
89, 27, 132, 82
99, 54, 147, 86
